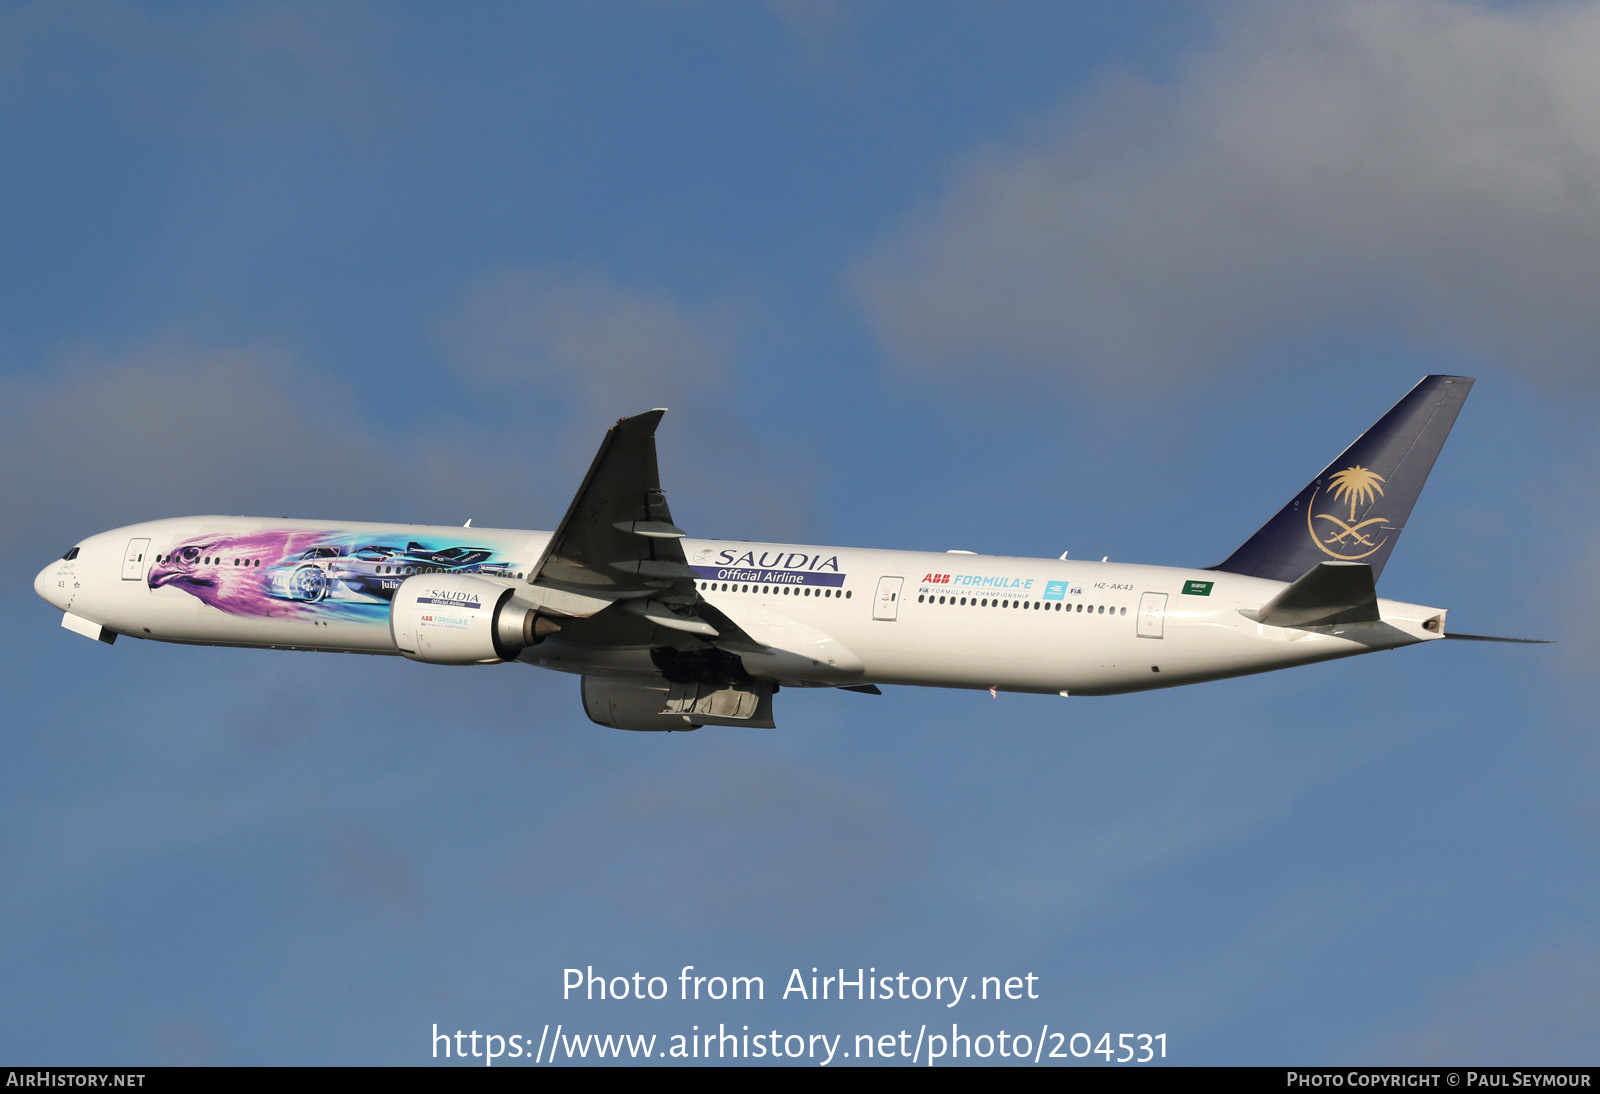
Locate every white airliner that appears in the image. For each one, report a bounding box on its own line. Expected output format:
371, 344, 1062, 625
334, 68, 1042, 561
34, 375, 1538, 730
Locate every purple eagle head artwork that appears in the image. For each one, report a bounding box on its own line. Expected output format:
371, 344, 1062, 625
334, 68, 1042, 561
147, 530, 378, 619
148, 530, 521, 619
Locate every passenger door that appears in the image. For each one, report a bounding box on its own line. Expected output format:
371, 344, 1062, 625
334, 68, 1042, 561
873, 576, 904, 621
121, 538, 151, 582
1137, 591, 1168, 638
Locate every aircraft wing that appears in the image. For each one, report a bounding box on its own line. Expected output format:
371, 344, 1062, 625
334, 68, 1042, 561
523, 411, 860, 676
522, 409, 742, 642
525, 409, 689, 606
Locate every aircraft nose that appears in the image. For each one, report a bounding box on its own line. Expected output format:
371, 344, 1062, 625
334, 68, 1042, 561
35, 560, 66, 610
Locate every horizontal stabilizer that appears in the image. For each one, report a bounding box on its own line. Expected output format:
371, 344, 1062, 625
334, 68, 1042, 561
1444, 632, 1553, 644
1247, 562, 1379, 628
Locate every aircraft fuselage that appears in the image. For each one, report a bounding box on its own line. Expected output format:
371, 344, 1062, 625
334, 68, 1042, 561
35, 514, 1444, 698
37, 378, 1504, 728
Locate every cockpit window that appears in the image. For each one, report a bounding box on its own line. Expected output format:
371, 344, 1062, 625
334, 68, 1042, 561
61, 547, 79, 561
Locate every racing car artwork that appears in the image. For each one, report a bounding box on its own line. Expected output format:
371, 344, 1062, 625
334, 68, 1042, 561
144, 529, 524, 620
264, 542, 517, 604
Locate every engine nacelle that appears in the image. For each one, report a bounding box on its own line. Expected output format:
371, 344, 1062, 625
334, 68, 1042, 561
389, 574, 548, 665
581, 676, 776, 732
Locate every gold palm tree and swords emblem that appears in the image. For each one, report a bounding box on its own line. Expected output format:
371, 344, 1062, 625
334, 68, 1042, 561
1306, 465, 1389, 560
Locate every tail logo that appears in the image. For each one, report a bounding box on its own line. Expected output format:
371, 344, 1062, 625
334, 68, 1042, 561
1307, 465, 1389, 560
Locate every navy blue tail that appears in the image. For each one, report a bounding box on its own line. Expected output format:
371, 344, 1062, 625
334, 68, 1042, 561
1212, 375, 1473, 584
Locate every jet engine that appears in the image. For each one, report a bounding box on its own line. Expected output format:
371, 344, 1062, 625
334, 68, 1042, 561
581, 676, 776, 731
389, 574, 556, 665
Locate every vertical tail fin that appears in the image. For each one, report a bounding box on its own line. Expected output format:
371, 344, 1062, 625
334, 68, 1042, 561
1212, 375, 1473, 584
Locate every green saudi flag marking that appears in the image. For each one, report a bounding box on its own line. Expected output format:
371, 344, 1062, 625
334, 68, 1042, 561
1183, 580, 1214, 596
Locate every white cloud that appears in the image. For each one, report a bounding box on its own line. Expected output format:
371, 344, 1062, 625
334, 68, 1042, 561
435, 267, 814, 540
439, 267, 731, 421
1, 286, 804, 571
0, 338, 566, 557
853, 0, 1600, 388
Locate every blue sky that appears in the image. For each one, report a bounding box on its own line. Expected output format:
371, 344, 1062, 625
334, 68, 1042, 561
3, 0, 1597, 1066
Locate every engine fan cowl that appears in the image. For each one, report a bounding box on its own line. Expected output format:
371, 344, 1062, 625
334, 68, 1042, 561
389, 574, 545, 665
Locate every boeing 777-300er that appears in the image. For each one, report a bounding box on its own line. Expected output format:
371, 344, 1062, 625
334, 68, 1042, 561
34, 375, 1539, 730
